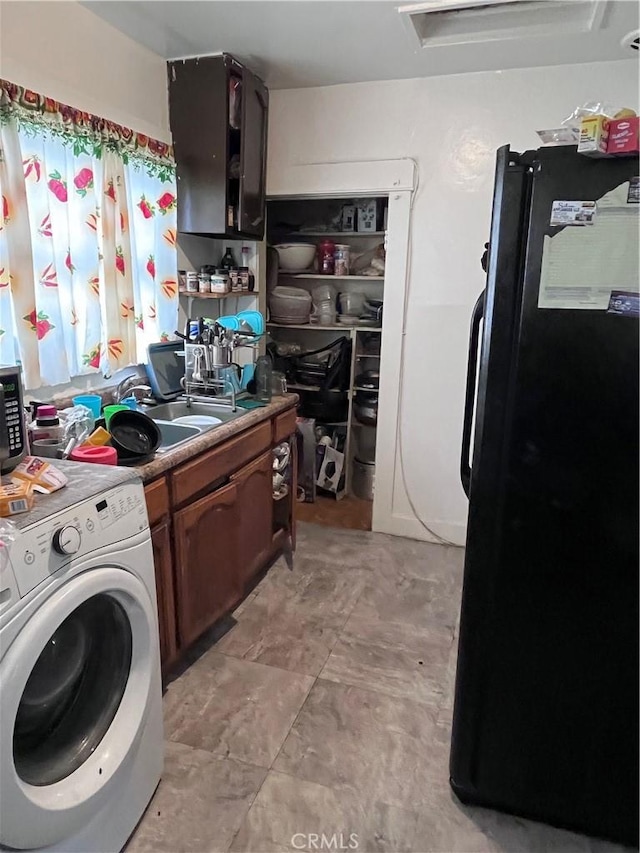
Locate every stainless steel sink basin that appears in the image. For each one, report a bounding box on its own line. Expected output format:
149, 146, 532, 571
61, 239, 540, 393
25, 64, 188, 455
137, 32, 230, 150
142, 400, 246, 452
144, 401, 244, 424
156, 421, 200, 451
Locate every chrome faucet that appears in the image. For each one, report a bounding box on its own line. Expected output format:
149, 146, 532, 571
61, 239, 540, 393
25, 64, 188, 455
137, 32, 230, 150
113, 374, 153, 403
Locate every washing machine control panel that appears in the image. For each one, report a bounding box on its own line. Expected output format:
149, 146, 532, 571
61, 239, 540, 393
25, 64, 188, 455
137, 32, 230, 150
6, 482, 149, 599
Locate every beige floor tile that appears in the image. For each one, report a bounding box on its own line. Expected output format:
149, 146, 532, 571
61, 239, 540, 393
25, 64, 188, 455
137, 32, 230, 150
215, 596, 341, 677
125, 741, 267, 853
320, 634, 450, 706
274, 679, 448, 812
164, 652, 313, 768
320, 607, 455, 705
254, 555, 368, 626
230, 770, 422, 853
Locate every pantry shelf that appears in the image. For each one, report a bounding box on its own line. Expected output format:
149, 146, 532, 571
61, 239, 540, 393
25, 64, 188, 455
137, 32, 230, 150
286, 231, 386, 238
267, 322, 382, 332
278, 274, 383, 281
179, 290, 259, 298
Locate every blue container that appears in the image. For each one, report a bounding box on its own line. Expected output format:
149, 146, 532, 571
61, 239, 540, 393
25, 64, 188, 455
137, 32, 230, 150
72, 394, 102, 420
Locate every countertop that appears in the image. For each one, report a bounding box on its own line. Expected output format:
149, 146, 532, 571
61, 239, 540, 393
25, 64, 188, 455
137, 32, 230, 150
6, 461, 140, 531
129, 394, 297, 483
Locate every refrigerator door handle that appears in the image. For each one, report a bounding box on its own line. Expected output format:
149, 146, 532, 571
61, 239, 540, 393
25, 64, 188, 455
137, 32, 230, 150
460, 290, 485, 497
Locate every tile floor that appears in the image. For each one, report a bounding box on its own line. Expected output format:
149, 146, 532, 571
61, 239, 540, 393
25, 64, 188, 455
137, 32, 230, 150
127, 523, 629, 853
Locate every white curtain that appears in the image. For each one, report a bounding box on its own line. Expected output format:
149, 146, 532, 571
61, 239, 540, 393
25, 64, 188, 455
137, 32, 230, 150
0, 79, 178, 390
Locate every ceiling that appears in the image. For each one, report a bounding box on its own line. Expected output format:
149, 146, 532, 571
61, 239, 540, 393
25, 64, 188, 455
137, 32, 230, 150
84, 0, 639, 89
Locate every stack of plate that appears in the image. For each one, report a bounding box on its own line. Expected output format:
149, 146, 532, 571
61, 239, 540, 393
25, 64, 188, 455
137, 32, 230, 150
269, 286, 312, 325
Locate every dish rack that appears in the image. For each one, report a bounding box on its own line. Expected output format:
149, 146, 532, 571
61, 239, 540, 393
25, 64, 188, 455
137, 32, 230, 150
184, 343, 237, 409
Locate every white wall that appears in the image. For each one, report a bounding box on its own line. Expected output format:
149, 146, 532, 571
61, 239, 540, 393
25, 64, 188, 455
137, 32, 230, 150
0, 0, 169, 142
267, 59, 639, 544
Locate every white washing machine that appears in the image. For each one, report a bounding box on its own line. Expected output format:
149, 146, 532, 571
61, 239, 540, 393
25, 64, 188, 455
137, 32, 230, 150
0, 465, 163, 852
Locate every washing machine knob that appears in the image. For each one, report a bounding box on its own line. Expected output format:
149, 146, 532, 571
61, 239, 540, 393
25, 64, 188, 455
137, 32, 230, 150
52, 525, 82, 555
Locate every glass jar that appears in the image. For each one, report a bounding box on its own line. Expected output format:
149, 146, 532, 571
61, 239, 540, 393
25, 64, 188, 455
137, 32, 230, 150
334, 244, 350, 276
197, 273, 211, 293
229, 267, 241, 292
210, 269, 230, 294
238, 266, 250, 291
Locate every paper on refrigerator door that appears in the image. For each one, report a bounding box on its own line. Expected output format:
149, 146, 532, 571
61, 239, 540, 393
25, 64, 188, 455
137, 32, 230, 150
538, 181, 640, 310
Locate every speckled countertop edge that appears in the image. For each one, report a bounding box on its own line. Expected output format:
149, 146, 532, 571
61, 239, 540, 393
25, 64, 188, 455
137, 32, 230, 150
131, 394, 298, 483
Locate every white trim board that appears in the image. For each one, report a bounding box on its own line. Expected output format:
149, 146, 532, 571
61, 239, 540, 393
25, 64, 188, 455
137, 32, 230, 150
268, 158, 423, 542
375, 512, 466, 547
266, 158, 416, 199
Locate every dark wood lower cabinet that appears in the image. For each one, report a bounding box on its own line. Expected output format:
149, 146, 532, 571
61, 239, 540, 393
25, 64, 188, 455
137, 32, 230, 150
231, 450, 273, 588
173, 480, 242, 648
145, 407, 298, 674
151, 520, 177, 672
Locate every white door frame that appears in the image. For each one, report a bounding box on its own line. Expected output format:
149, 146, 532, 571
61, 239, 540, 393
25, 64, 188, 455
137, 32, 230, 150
267, 159, 414, 533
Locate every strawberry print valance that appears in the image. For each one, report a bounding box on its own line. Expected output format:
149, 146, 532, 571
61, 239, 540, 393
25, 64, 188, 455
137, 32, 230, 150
0, 79, 175, 180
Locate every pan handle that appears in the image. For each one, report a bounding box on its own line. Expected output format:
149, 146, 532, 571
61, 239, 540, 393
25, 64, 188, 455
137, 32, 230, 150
460, 291, 485, 498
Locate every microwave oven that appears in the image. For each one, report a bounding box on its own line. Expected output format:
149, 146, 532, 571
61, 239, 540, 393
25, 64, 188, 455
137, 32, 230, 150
0, 366, 26, 473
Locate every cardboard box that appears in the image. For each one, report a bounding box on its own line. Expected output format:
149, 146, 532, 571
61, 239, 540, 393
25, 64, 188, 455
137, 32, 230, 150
577, 114, 609, 156
356, 200, 382, 232
606, 117, 640, 155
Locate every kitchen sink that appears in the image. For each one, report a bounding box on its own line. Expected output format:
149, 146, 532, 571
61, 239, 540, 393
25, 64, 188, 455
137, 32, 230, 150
142, 400, 246, 453
144, 401, 245, 424
156, 421, 200, 451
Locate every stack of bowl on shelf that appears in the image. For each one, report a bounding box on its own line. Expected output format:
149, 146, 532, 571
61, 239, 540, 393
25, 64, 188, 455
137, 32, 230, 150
268, 286, 312, 325
273, 244, 316, 273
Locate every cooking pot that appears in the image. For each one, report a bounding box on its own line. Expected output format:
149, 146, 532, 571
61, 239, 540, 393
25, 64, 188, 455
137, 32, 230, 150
355, 370, 379, 390
353, 391, 378, 426
352, 458, 375, 501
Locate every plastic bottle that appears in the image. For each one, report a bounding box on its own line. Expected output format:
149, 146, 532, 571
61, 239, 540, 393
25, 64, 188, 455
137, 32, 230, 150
241, 246, 255, 291
29, 405, 65, 442
255, 356, 273, 403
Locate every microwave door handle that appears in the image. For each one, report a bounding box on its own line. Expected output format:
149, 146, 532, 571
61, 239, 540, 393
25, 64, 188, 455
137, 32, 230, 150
460, 290, 485, 498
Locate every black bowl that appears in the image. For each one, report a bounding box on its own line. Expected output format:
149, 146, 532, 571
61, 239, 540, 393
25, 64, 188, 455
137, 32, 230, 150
108, 410, 161, 460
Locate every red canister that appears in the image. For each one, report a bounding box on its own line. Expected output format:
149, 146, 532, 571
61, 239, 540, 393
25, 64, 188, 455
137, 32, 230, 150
317, 240, 336, 275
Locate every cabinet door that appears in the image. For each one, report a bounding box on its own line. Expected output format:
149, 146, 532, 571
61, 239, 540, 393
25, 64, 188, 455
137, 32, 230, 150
168, 57, 228, 236
151, 521, 178, 672
231, 451, 273, 587
238, 69, 268, 238
174, 481, 241, 648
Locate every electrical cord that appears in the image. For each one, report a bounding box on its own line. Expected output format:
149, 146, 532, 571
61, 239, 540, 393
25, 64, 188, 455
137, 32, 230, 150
395, 157, 461, 548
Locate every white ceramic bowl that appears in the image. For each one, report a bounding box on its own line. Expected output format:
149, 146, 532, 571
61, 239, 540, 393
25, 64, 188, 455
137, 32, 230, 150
274, 243, 316, 272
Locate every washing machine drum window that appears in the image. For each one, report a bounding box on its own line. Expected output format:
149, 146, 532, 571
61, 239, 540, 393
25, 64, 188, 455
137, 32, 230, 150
13, 593, 132, 786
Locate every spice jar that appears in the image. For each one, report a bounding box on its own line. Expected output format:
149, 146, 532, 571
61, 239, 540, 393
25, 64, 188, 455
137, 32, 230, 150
238, 266, 250, 291
186, 271, 199, 293
210, 269, 230, 294
198, 273, 211, 293
318, 240, 336, 275
229, 267, 241, 292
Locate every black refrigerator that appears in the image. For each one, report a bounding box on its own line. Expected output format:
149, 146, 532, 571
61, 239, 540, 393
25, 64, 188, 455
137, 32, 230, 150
450, 145, 639, 847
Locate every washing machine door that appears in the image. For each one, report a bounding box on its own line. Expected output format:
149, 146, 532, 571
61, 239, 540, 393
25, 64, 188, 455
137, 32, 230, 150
0, 566, 159, 850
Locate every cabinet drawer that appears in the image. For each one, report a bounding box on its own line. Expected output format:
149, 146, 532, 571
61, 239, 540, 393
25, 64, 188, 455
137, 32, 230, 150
171, 421, 271, 506
273, 408, 297, 444
145, 477, 169, 527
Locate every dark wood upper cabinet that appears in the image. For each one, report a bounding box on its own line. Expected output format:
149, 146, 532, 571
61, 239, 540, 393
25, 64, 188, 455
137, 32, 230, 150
168, 54, 268, 239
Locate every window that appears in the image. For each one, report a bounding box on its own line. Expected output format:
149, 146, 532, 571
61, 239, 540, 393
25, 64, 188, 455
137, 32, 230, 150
0, 80, 178, 390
